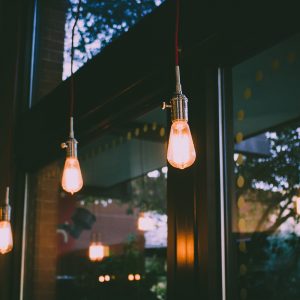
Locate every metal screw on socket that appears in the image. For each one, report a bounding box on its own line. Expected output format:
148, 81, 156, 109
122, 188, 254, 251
162, 102, 172, 110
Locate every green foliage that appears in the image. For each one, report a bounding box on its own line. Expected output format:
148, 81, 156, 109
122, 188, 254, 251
129, 172, 167, 214
67, 0, 163, 60
237, 126, 300, 233
236, 124, 300, 299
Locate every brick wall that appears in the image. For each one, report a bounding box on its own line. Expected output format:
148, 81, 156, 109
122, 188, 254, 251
32, 162, 60, 300
34, 0, 67, 103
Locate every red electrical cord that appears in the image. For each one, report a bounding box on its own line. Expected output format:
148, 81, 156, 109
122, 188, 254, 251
175, 0, 180, 66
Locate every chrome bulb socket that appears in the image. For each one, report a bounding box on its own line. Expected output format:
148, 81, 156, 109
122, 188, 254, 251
162, 65, 189, 122
0, 205, 11, 222
170, 92, 188, 122
162, 92, 189, 122
61, 137, 78, 158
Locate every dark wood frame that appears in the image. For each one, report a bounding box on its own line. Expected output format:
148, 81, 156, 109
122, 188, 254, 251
0, 0, 37, 299
1, 0, 300, 299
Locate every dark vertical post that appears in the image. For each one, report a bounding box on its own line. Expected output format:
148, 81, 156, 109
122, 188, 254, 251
0, 2, 21, 299
218, 68, 238, 300
167, 64, 222, 299
0, 0, 33, 299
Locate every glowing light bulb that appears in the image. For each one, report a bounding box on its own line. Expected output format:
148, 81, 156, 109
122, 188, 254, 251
128, 274, 134, 281
162, 66, 197, 170
0, 221, 13, 254
61, 157, 83, 194
89, 242, 104, 262
167, 120, 196, 169
0, 187, 13, 254
135, 274, 141, 281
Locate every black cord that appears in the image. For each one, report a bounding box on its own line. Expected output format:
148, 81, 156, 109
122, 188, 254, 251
70, 0, 82, 120
175, 0, 180, 66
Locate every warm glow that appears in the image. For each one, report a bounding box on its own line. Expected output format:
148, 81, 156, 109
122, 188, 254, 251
135, 274, 141, 281
138, 214, 155, 231
99, 276, 105, 283
61, 157, 83, 194
104, 275, 110, 281
104, 245, 110, 257
167, 120, 196, 169
296, 197, 300, 215
177, 231, 194, 267
0, 221, 13, 254
128, 274, 134, 281
89, 242, 104, 262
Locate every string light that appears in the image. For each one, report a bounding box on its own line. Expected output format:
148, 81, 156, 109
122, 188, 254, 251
128, 274, 135, 281
128, 274, 142, 281
134, 274, 141, 281
98, 275, 111, 283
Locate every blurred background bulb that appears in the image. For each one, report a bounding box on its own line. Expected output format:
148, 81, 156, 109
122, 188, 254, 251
61, 157, 83, 194
167, 120, 196, 169
89, 242, 104, 262
0, 221, 13, 254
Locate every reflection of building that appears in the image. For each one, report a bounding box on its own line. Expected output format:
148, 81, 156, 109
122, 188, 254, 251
58, 198, 143, 253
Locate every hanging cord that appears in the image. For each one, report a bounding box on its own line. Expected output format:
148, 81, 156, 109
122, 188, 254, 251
6, 110, 13, 189
174, 0, 180, 66
5, 80, 14, 204
174, 0, 182, 94
70, 0, 82, 135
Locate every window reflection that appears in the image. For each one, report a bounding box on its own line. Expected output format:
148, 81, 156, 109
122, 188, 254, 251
26, 107, 167, 300
232, 34, 300, 299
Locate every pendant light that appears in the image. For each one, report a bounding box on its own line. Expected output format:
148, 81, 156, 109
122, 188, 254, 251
162, 0, 196, 169
61, 0, 83, 194
89, 232, 105, 262
1, 88, 14, 254
0, 187, 13, 254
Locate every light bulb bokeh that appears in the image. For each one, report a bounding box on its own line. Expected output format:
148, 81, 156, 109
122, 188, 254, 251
167, 120, 196, 169
89, 242, 104, 262
61, 157, 83, 194
0, 221, 13, 254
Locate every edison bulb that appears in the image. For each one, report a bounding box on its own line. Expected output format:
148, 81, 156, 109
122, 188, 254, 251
89, 242, 104, 262
0, 221, 13, 254
167, 120, 196, 169
61, 157, 83, 194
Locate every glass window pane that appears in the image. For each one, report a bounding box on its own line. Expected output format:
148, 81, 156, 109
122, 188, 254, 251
33, 0, 164, 105
24, 107, 167, 300
231, 34, 300, 300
